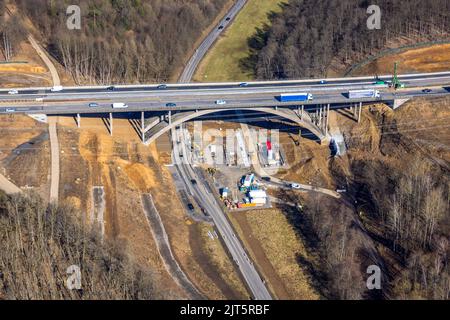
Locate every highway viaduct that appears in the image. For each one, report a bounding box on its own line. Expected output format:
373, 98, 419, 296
1, 71, 449, 145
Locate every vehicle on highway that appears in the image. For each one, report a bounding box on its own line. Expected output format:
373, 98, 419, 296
106, 86, 116, 91
190, 179, 197, 185
8, 89, 18, 95
348, 89, 380, 99
261, 176, 271, 182
112, 102, 128, 109
226, 17, 231, 21
218, 25, 224, 30
88, 102, 99, 108
166, 102, 177, 107
35, 98, 43, 102
50, 85, 63, 92
290, 183, 301, 189
239, 82, 249, 87
157, 84, 167, 89
319, 80, 327, 84
215, 99, 227, 105
278, 93, 313, 102
422, 88, 432, 93
5, 108, 16, 113
187, 203, 195, 211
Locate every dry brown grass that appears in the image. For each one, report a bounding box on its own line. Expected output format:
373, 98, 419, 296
56, 115, 247, 299
231, 209, 320, 299
353, 44, 450, 75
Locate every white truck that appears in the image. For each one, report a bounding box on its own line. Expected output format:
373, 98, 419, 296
348, 89, 380, 99
112, 102, 128, 109
50, 85, 63, 92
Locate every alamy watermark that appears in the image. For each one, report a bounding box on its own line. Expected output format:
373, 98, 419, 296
366, 265, 381, 289
175, 122, 281, 173
66, 5, 81, 30
367, 5, 381, 30
66, 264, 81, 290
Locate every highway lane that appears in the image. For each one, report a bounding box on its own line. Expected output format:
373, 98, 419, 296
179, 0, 248, 82
174, 127, 272, 300
1, 78, 449, 108
1, 71, 450, 96
1, 86, 449, 115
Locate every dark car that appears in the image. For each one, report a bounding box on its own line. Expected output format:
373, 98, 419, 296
187, 203, 194, 211
157, 84, 167, 89
239, 82, 249, 87
261, 176, 271, 182
190, 179, 197, 185
106, 86, 116, 91
218, 25, 224, 30
88, 102, 99, 108
422, 88, 432, 93
226, 17, 231, 21
166, 102, 177, 107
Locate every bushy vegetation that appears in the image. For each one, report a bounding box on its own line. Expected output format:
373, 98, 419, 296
13, 0, 228, 83
252, 0, 450, 79
0, 0, 25, 61
329, 104, 450, 300
0, 192, 167, 299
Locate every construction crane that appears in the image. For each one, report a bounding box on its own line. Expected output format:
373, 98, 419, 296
392, 62, 405, 89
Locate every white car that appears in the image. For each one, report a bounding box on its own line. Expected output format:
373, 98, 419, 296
8, 89, 18, 95
112, 102, 128, 109
290, 183, 301, 189
215, 99, 226, 105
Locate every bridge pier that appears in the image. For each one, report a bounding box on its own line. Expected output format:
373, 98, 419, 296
389, 98, 411, 109
357, 101, 362, 123
140, 111, 162, 144
325, 104, 330, 135
76, 113, 81, 128
109, 113, 113, 136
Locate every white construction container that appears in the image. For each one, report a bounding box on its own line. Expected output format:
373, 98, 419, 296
249, 190, 267, 199
250, 197, 266, 205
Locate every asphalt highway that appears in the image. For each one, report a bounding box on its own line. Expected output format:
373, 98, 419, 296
1, 84, 448, 115
178, 0, 248, 82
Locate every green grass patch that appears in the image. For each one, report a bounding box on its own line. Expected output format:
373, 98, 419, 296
193, 0, 286, 82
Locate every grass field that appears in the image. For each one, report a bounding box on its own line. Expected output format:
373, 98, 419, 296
193, 0, 286, 82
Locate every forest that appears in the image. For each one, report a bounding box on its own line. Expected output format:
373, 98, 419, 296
1, 0, 229, 83
253, 0, 450, 79
0, 191, 172, 299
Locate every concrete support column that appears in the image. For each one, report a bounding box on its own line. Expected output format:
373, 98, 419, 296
358, 102, 362, 123
301, 105, 304, 120
109, 113, 113, 136
141, 111, 145, 143
319, 106, 322, 127
168, 110, 172, 125
76, 113, 81, 128
326, 104, 330, 135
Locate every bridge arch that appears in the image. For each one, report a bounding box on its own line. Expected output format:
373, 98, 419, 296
146, 107, 327, 145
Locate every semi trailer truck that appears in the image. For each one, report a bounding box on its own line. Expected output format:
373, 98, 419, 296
278, 93, 313, 102
348, 89, 380, 99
